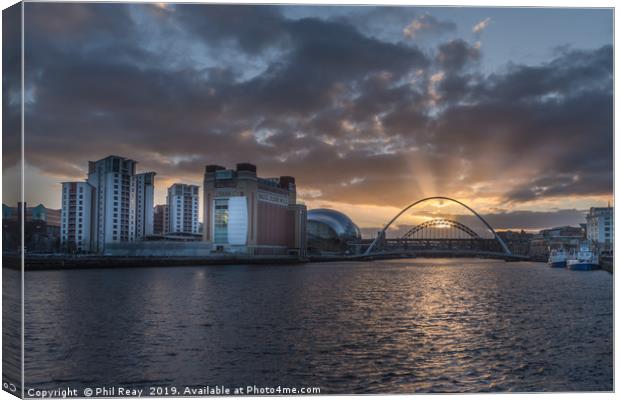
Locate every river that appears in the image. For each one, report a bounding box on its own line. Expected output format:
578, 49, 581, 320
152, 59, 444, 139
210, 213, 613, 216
4, 259, 614, 394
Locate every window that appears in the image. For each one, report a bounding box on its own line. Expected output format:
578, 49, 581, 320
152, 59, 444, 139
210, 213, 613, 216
214, 198, 229, 244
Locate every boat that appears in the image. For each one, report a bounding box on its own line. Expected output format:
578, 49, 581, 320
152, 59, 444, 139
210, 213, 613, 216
548, 248, 567, 268
567, 244, 600, 271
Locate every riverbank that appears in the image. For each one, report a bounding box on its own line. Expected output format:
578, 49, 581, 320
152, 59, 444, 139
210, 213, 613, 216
5, 250, 532, 271
4, 254, 308, 271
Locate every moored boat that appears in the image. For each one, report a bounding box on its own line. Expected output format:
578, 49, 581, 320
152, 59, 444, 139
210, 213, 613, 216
567, 244, 600, 271
548, 248, 567, 268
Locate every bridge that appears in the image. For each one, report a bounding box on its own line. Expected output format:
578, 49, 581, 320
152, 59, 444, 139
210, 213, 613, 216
361, 196, 527, 261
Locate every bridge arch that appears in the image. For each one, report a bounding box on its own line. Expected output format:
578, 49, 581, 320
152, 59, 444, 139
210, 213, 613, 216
402, 218, 481, 239
365, 196, 511, 255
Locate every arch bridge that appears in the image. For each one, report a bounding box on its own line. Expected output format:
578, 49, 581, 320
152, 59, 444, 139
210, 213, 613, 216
402, 218, 481, 240
363, 196, 523, 260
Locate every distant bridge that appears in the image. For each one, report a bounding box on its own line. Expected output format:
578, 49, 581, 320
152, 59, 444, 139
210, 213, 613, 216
363, 196, 526, 261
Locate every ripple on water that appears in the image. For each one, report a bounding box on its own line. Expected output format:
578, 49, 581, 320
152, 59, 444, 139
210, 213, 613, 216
16, 259, 613, 393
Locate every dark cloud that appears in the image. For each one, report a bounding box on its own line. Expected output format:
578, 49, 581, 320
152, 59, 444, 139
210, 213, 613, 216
232, 17, 429, 116
17, 4, 613, 222
436, 39, 480, 71
506, 172, 613, 203
173, 5, 288, 54
2, 3, 22, 170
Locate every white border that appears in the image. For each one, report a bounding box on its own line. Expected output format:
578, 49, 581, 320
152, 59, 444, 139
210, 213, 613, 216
0, 2, 616, 400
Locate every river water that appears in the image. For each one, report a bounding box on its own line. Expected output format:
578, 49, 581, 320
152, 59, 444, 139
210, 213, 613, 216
9, 259, 615, 394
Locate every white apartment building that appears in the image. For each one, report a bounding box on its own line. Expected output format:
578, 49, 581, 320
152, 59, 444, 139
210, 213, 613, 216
87, 156, 137, 252
61, 181, 95, 252
61, 155, 157, 253
133, 172, 156, 239
167, 183, 200, 234
586, 206, 614, 249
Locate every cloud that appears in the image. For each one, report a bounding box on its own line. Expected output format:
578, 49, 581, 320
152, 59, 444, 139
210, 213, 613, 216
472, 17, 491, 34
360, 208, 588, 238
173, 5, 289, 55
436, 39, 481, 71
14, 3, 612, 229
2, 3, 22, 172
403, 13, 456, 38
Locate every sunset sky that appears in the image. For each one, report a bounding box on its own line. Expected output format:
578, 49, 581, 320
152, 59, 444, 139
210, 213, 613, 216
3, 4, 613, 234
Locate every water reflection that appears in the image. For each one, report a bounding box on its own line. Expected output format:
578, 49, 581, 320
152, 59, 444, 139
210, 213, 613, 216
21, 259, 612, 393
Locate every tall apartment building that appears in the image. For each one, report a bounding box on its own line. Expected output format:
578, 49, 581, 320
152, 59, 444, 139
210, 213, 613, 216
153, 204, 169, 235
87, 155, 137, 252
60, 182, 95, 252
133, 172, 156, 239
203, 163, 307, 255
586, 206, 613, 249
57, 155, 158, 253
167, 184, 200, 234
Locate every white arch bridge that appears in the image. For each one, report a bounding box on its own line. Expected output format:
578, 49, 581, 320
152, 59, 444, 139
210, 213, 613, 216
360, 197, 528, 261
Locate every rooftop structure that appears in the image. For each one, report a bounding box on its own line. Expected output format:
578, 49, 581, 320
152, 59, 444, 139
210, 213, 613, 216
203, 163, 306, 255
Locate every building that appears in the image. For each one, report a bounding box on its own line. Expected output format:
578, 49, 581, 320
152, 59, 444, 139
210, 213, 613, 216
586, 206, 613, 250
60, 182, 95, 252
167, 183, 200, 234
3, 203, 61, 226
496, 230, 533, 256
3, 203, 62, 253
528, 225, 584, 258
87, 155, 138, 251
307, 208, 361, 254
203, 163, 306, 255
153, 204, 169, 235
133, 172, 156, 239
58, 155, 156, 253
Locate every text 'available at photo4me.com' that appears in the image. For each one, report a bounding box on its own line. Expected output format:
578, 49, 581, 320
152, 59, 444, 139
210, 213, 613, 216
23, 385, 322, 397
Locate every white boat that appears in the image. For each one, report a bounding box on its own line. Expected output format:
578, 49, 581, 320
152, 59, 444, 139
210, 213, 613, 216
548, 248, 567, 268
567, 244, 600, 271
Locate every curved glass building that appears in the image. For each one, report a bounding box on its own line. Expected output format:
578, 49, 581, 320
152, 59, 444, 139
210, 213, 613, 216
307, 209, 362, 254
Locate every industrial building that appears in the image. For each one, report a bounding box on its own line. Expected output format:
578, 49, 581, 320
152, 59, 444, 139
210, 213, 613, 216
203, 163, 306, 255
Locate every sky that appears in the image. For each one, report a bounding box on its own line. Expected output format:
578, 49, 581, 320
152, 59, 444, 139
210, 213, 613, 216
2, 3, 614, 234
